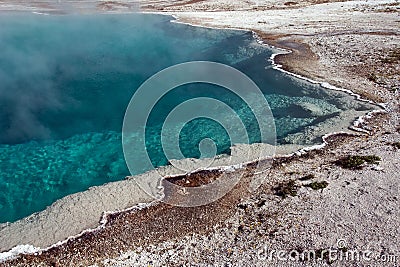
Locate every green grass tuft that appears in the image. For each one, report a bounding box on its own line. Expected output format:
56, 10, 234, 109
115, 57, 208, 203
299, 174, 315, 181
336, 155, 381, 169
304, 181, 329, 190
274, 180, 298, 198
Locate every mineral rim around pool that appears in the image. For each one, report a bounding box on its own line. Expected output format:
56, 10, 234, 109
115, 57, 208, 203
0, 12, 379, 252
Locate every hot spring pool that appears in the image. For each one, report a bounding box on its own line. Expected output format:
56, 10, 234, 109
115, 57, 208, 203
0, 13, 376, 223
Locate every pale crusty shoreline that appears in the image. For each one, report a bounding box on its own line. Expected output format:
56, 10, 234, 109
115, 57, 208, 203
140, 2, 400, 266
0, 0, 399, 266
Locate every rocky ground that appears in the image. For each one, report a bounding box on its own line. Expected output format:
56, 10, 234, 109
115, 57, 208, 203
106, 0, 400, 266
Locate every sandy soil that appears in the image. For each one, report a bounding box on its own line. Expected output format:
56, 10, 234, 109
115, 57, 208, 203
0, 0, 399, 266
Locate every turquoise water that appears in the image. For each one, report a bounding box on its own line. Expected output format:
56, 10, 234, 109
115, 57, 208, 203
0, 13, 373, 223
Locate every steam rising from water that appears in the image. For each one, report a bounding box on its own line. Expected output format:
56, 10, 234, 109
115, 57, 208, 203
0, 13, 376, 222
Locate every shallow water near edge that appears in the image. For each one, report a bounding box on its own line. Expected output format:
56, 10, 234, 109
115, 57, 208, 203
0, 13, 377, 223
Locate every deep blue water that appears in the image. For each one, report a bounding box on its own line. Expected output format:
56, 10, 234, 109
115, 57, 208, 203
0, 13, 373, 223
